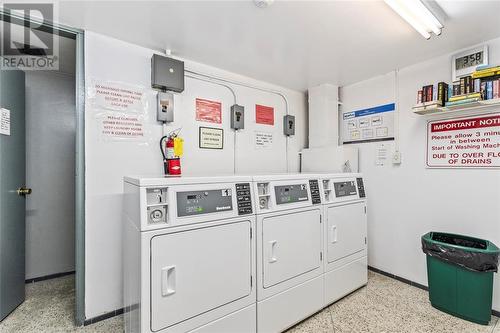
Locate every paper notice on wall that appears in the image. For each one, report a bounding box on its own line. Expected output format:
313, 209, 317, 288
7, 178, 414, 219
427, 114, 500, 168
255, 104, 274, 125
375, 143, 388, 166
342, 103, 395, 144
255, 131, 273, 149
87, 80, 148, 113
99, 113, 145, 141
196, 98, 222, 124
0, 108, 10, 136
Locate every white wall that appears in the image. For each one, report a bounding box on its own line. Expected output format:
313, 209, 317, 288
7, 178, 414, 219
84, 31, 307, 318
25, 71, 76, 279
341, 37, 500, 312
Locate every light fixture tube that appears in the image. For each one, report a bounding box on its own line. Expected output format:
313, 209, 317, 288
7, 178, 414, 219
384, 0, 443, 39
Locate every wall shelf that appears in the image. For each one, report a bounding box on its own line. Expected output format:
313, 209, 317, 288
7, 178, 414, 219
413, 99, 500, 117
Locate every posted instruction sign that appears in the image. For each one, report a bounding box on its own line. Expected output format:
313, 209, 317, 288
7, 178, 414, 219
427, 113, 500, 168
255, 104, 274, 125
342, 103, 395, 144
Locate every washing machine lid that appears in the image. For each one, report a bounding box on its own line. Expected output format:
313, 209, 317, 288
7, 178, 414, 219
125, 174, 253, 187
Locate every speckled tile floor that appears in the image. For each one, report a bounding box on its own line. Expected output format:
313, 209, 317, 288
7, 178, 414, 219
286, 271, 500, 333
0, 271, 498, 332
0, 275, 123, 333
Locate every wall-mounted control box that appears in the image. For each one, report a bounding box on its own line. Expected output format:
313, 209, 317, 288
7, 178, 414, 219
230, 104, 245, 130
151, 54, 185, 92
283, 115, 295, 136
157, 92, 174, 123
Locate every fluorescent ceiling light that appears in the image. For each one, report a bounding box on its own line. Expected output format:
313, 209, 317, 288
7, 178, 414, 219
384, 0, 443, 39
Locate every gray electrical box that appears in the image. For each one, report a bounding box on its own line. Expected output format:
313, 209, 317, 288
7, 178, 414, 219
283, 115, 295, 136
151, 54, 185, 92
230, 104, 245, 130
157, 92, 174, 123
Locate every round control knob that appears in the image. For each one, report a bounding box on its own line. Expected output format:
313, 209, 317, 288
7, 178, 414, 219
150, 209, 164, 223
259, 197, 268, 209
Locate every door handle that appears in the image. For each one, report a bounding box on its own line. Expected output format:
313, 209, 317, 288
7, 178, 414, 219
330, 225, 338, 244
17, 186, 32, 196
161, 265, 176, 297
269, 240, 278, 263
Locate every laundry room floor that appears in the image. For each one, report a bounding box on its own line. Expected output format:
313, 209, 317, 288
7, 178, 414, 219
0, 274, 123, 333
0, 271, 498, 333
286, 271, 499, 333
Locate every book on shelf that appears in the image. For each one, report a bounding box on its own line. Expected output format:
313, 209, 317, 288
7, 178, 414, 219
445, 97, 481, 107
474, 78, 481, 93
414, 66, 500, 113
448, 92, 481, 102
437, 82, 448, 106
412, 103, 441, 113
472, 66, 500, 79
487, 81, 493, 100
422, 85, 433, 102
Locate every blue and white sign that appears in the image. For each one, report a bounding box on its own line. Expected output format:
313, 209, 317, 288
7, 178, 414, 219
342, 103, 395, 144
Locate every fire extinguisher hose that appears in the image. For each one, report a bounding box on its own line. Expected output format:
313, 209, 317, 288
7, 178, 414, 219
160, 135, 168, 174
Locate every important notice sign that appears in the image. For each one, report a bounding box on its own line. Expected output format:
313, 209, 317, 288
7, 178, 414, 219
427, 114, 500, 168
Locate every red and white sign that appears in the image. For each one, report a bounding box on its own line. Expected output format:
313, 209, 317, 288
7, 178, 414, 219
196, 98, 222, 124
255, 104, 274, 125
427, 113, 500, 168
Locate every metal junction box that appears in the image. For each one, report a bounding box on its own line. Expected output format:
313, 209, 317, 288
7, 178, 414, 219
231, 104, 245, 130
151, 54, 185, 92
157, 92, 174, 123
283, 115, 295, 136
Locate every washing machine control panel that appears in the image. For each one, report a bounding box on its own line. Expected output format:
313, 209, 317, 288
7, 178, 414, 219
309, 180, 321, 205
236, 183, 253, 215
177, 189, 233, 217
356, 177, 366, 198
274, 184, 309, 205
333, 180, 357, 198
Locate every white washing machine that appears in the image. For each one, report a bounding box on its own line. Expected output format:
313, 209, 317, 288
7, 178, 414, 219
252, 174, 324, 333
123, 176, 256, 333
320, 173, 368, 306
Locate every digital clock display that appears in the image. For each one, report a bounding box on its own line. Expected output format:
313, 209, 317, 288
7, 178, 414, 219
455, 51, 484, 70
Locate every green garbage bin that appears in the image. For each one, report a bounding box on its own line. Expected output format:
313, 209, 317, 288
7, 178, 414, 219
421, 232, 500, 325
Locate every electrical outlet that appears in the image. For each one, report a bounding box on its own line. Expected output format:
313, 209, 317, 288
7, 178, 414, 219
392, 151, 402, 165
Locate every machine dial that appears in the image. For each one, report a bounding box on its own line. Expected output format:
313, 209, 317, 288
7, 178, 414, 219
150, 209, 164, 223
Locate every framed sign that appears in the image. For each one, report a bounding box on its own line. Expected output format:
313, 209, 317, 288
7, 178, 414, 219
199, 127, 223, 149
196, 98, 222, 124
426, 113, 500, 169
342, 103, 395, 144
451, 45, 488, 82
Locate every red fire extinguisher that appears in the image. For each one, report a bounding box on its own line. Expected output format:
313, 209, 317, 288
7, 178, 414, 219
160, 130, 182, 175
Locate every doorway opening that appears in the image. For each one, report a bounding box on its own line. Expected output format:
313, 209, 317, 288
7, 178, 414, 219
0, 11, 85, 328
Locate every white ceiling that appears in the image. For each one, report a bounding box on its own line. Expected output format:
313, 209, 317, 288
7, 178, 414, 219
58, 1, 500, 91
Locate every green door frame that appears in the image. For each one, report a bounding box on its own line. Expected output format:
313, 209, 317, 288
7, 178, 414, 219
0, 9, 86, 326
